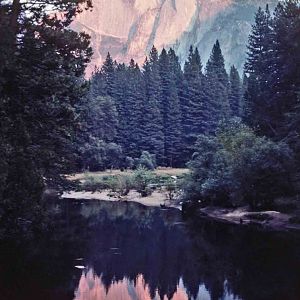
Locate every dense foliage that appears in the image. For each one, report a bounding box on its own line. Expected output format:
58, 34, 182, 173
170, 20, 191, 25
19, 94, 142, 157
0, 0, 299, 239
84, 42, 244, 169
185, 120, 295, 209
80, 167, 180, 199
0, 0, 92, 237
184, 0, 300, 208
244, 1, 300, 143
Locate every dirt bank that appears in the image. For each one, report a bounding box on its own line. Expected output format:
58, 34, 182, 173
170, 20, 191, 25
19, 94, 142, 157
62, 189, 180, 208
197, 206, 300, 233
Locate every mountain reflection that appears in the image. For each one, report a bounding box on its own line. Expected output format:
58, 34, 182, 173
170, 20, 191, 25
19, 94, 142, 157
74, 269, 213, 300
0, 199, 299, 300
70, 200, 300, 300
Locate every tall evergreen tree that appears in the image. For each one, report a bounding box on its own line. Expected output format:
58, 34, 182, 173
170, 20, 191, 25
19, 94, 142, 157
100, 52, 116, 97
141, 51, 164, 164
123, 60, 145, 158
113, 63, 127, 147
205, 40, 230, 132
0, 0, 92, 236
244, 5, 274, 134
159, 49, 182, 166
89, 96, 119, 143
271, 0, 300, 138
245, 5, 273, 79
182, 46, 209, 160
229, 65, 243, 117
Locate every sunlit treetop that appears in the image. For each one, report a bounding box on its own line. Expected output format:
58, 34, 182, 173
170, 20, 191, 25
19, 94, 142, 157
0, 0, 93, 33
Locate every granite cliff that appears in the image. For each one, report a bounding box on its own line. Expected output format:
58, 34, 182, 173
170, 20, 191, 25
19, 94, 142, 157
72, 0, 278, 75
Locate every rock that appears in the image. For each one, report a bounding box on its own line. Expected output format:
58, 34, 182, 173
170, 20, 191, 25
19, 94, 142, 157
75, 265, 86, 269
42, 188, 59, 201
181, 200, 201, 217
72, 0, 278, 76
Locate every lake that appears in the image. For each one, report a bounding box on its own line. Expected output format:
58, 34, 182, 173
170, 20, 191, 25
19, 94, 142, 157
0, 199, 299, 300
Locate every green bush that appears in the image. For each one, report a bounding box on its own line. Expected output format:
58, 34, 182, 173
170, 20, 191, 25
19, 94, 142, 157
81, 168, 182, 200
136, 151, 156, 170
113, 175, 133, 196
82, 174, 110, 191
82, 174, 133, 197
133, 167, 155, 197
78, 138, 123, 171
165, 178, 178, 201
185, 119, 295, 209
125, 156, 134, 169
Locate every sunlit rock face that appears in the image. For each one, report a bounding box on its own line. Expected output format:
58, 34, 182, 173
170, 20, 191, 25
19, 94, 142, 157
72, 0, 277, 75
73, 269, 212, 300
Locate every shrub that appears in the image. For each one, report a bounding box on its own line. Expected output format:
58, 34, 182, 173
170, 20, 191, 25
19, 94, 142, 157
105, 143, 123, 170
82, 174, 110, 191
136, 151, 156, 170
125, 156, 134, 169
107, 175, 133, 197
82, 174, 133, 197
165, 178, 179, 201
78, 138, 123, 171
185, 119, 295, 209
133, 167, 155, 197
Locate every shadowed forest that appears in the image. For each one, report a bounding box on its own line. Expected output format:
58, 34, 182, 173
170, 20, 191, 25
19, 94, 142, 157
0, 1, 300, 299
1, 1, 300, 234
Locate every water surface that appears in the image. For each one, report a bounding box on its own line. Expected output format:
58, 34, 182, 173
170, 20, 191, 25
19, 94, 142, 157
0, 199, 299, 300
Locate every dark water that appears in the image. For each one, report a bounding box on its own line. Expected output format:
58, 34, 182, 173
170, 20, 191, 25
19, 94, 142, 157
0, 199, 300, 300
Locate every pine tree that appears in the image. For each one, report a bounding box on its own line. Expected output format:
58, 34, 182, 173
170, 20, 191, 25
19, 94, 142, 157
141, 51, 164, 165
167, 48, 183, 86
123, 60, 145, 158
182, 46, 208, 155
245, 6, 273, 79
113, 63, 127, 148
1, 116, 44, 235
89, 67, 107, 98
89, 96, 119, 142
285, 92, 300, 167
244, 1, 300, 141
158, 48, 169, 127
271, 0, 300, 138
244, 5, 274, 135
229, 65, 243, 117
100, 52, 116, 97
159, 48, 182, 166
205, 40, 230, 132
0, 0, 93, 236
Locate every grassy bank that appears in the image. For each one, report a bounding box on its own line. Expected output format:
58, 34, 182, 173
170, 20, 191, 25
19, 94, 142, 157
66, 167, 189, 181
63, 168, 189, 207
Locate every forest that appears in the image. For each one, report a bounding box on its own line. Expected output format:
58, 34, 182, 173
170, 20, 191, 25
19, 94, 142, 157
0, 0, 300, 238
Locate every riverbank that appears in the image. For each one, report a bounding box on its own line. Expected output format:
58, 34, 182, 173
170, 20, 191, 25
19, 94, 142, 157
60, 167, 300, 233
62, 167, 187, 208
196, 206, 300, 233
62, 189, 178, 208
61, 189, 300, 233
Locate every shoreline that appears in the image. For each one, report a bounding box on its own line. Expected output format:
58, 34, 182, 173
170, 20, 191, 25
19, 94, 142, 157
61, 190, 300, 233
196, 206, 300, 233
61, 189, 180, 208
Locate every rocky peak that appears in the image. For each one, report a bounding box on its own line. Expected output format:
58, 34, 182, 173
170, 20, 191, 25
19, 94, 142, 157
72, 0, 277, 76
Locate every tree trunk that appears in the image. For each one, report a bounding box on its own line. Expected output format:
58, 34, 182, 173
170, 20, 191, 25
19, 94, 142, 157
9, 0, 21, 36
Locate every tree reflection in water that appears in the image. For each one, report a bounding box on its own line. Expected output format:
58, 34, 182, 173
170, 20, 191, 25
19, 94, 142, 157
74, 270, 205, 300
0, 199, 299, 300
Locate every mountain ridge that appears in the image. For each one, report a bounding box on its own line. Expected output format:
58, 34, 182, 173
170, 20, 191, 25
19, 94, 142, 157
72, 0, 278, 75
